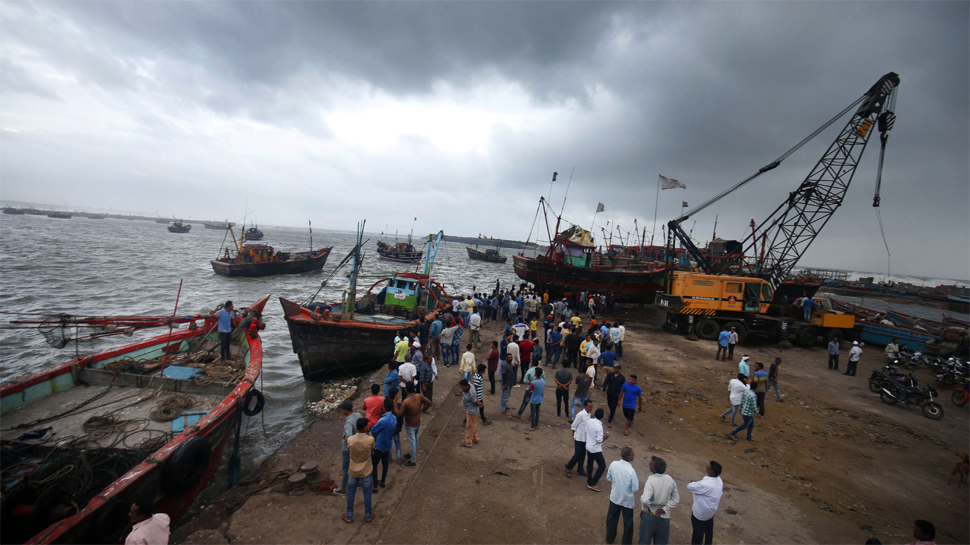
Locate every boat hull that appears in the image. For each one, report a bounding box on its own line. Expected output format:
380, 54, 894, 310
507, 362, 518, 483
1, 295, 269, 544
512, 254, 665, 303
466, 247, 508, 263
858, 321, 936, 351
211, 248, 332, 278
280, 297, 411, 381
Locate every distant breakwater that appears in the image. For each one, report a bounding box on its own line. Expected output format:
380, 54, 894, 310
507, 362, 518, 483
441, 235, 542, 250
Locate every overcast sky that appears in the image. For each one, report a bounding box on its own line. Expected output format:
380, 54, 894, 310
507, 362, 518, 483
1, 1, 967, 279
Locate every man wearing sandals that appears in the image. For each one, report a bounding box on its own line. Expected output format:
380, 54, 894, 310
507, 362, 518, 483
343, 418, 376, 524
458, 379, 482, 447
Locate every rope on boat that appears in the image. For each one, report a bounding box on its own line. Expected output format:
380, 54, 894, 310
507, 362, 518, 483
149, 394, 199, 422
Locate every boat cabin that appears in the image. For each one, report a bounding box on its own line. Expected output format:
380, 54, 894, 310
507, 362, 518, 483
236, 244, 276, 264
383, 275, 420, 310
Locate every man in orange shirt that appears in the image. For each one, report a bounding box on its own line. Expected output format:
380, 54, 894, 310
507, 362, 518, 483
361, 384, 385, 428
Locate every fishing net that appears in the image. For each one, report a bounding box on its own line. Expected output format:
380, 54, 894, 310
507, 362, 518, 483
38, 314, 71, 349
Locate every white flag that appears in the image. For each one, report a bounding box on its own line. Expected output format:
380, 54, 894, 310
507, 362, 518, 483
660, 174, 686, 190
596, 203, 605, 213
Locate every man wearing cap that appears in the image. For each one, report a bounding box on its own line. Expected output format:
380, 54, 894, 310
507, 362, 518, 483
768, 357, 783, 401
845, 341, 863, 377
727, 327, 738, 361
738, 356, 750, 378
218, 301, 234, 362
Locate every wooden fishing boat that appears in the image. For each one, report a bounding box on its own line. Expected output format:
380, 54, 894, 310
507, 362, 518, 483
211, 225, 332, 277
0, 295, 269, 544
858, 320, 937, 351
242, 225, 264, 241
3, 208, 26, 215
466, 246, 507, 263
943, 315, 970, 329
167, 222, 191, 233
46, 212, 72, 219
203, 221, 235, 230
376, 240, 423, 263
283, 227, 449, 381
884, 309, 943, 333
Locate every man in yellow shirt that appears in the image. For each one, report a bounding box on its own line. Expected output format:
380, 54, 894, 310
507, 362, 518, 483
571, 315, 582, 329
343, 419, 376, 523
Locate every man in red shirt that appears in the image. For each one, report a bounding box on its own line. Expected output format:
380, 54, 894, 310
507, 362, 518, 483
361, 384, 385, 428
519, 335, 535, 376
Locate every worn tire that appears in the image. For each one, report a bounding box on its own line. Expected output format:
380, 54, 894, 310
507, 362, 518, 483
724, 322, 748, 343
163, 435, 211, 494
243, 389, 265, 417
868, 380, 882, 394
795, 326, 817, 348
952, 389, 968, 407
921, 402, 944, 420
696, 319, 719, 341
879, 390, 898, 405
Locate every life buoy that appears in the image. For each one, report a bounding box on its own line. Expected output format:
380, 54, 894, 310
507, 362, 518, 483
243, 389, 265, 417
163, 436, 211, 493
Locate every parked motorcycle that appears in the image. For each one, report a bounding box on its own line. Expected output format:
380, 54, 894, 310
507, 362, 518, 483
879, 376, 944, 420
868, 362, 915, 394
952, 377, 969, 407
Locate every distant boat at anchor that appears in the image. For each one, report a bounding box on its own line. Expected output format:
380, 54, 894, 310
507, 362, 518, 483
168, 221, 192, 233
204, 220, 236, 230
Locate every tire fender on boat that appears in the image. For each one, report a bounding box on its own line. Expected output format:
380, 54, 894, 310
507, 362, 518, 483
163, 435, 211, 493
243, 389, 265, 417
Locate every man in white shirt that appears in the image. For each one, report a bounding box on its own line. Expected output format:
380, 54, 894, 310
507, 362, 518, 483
586, 338, 602, 374
468, 312, 482, 347
640, 456, 680, 545
845, 341, 863, 377
605, 447, 639, 545
616, 321, 626, 358
507, 338, 521, 379
398, 354, 417, 391
585, 408, 608, 491
565, 399, 593, 477
686, 461, 723, 545
719, 374, 750, 426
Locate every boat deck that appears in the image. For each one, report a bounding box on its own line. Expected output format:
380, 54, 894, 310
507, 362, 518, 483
1, 367, 237, 449
348, 312, 413, 325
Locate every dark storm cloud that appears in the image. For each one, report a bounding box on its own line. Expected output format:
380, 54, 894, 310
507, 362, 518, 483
1, 1, 967, 279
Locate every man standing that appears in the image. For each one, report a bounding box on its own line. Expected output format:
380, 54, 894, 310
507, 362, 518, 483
605, 447, 639, 545
473, 364, 489, 426
125, 497, 170, 545
370, 398, 396, 492
395, 383, 431, 467
361, 384, 385, 428
738, 355, 750, 379
609, 323, 622, 357
416, 317, 430, 349
218, 301, 234, 362
885, 338, 900, 360
414, 344, 435, 402
719, 374, 749, 426
716, 327, 729, 362
598, 345, 618, 369
802, 296, 815, 321
458, 379, 482, 447
617, 374, 643, 436
602, 365, 625, 429
512, 361, 540, 419
845, 341, 863, 377
429, 315, 443, 360
727, 379, 757, 442
525, 368, 545, 432
780, 294, 788, 317
616, 321, 626, 358
398, 354, 417, 392
394, 333, 409, 364
470, 312, 484, 349
459, 343, 476, 382
519, 334, 535, 376
499, 353, 516, 413
565, 399, 593, 478
507, 336, 521, 380
586, 337, 602, 376
486, 341, 499, 395
342, 418, 375, 524
686, 462, 723, 545
727, 327, 738, 361
768, 357, 784, 400
585, 408, 609, 491
752, 363, 769, 417
639, 457, 680, 545
333, 401, 364, 495
548, 327, 563, 368
570, 369, 592, 421
554, 366, 573, 418
827, 337, 840, 370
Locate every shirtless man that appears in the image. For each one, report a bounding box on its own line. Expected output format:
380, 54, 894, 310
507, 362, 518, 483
394, 382, 432, 467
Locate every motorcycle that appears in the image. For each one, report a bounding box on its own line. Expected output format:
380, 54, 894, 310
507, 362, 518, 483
868, 362, 915, 393
879, 376, 944, 420
952, 376, 969, 407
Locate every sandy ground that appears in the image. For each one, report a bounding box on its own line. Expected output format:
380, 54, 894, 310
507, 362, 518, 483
173, 306, 970, 545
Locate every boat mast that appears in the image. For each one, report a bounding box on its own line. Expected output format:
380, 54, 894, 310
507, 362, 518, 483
345, 220, 365, 316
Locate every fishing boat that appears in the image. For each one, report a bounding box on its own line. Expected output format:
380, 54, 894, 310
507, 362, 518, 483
513, 202, 667, 303
203, 221, 235, 230
211, 225, 332, 278
242, 225, 264, 241
0, 295, 269, 544
46, 212, 72, 219
884, 309, 943, 333
466, 245, 507, 263
376, 239, 422, 263
155, 218, 170, 224
167, 221, 191, 233
3, 207, 26, 215
84, 214, 106, 220
282, 226, 450, 381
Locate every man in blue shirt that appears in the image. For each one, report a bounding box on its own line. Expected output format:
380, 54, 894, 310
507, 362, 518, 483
716, 327, 730, 362
525, 368, 545, 431
617, 375, 643, 436
802, 296, 815, 322
428, 316, 443, 361
547, 328, 563, 368
218, 301, 234, 362
369, 398, 396, 491
598, 348, 618, 369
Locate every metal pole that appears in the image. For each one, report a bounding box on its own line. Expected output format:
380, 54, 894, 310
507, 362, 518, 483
650, 174, 661, 246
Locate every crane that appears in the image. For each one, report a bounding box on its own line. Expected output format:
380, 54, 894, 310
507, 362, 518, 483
665, 72, 899, 289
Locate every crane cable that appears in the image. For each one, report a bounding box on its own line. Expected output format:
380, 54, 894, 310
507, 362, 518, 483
873, 87, 898, 278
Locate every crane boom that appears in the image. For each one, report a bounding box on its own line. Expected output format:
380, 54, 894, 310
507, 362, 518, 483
665, 72, 899, 290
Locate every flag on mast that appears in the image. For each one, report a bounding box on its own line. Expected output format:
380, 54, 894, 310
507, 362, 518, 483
682, 201, 689, 207
552, 172, 558, 181
596, 203, 605, 213
660, 174, 686, 190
